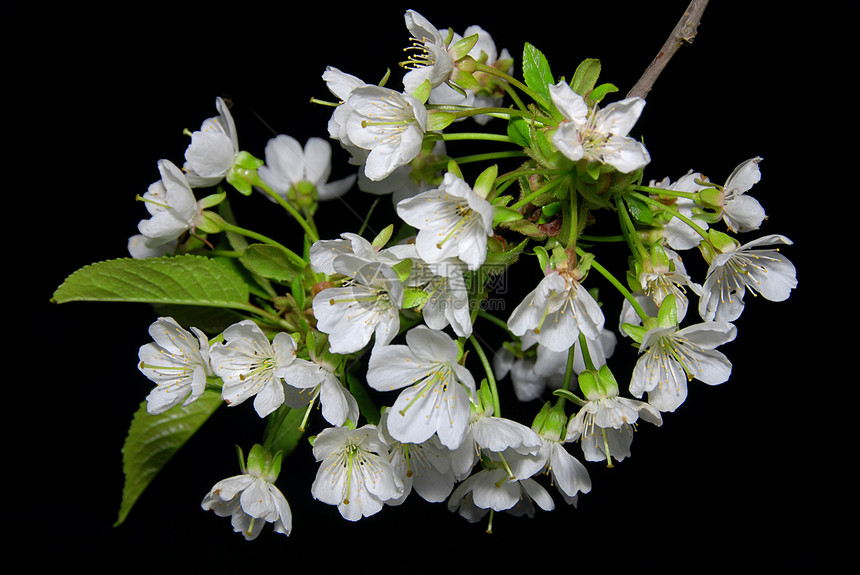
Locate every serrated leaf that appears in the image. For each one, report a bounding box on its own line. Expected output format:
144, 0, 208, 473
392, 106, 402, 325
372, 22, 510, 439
115, 389, 222, 526
570, 58, 601, 97
241, 244, 306, 283
52, 255, 250, 309
522, 43, 554, 106
507, 116, 532, 147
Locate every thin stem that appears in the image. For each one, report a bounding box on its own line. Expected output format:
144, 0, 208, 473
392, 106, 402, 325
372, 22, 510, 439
616, 197, 650, 263
475, 62, 554, 115
219, 221, 307, 269
630, 191, 710, 240
632, 184, 699, 201
440, 132, 515, 144
254, 178, 320, 243
469, 335, 501, 417
511, 176, 566, 210
577, 246, 649, 322
627, 0, 710, 99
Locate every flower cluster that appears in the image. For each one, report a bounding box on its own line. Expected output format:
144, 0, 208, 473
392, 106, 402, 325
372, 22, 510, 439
56, 8, 797, 540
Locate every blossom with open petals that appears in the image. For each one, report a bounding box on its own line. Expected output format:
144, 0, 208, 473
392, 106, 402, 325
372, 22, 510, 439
138, 317, 213, 414
549, 80, 650, 173
565, 366, 662, 465
311, 256, 404, 354
311, 424, 403, 521
401, 10, 456, 96
201, 445, 291, 540
258, 134, 355, 203
345, 85, 427, 181
209, 320, 324, 417
136, 159, 203, 249
507, 265, 605, 353
367, 325, 476, 449
650, 172, 711, 251
378, 410, 457, 505
396, 172, 494, 270
698, 234, 797, 322
630, 315, 737, 413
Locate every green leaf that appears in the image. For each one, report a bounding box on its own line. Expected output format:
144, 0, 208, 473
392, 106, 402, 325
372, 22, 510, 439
115, 389, 222, 526
570, 58, 601, 97
241, 244, 306, 283
507, 116, 532, 147
522, 43, 554, 106
625, 196, 654, 225
52, 255, 250, 309
265, 405, 309, 459
588, 82, 619, 105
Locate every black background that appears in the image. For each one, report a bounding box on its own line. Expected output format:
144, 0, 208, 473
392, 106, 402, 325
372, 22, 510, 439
13, 0, 845, 571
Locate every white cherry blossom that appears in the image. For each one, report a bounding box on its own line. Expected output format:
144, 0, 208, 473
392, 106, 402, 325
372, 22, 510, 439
183, 97, 240, 188
507, 265, 605, 353
630, 319, 737, 413
311, 255, 404, 354
201, 445, 291, 540
720, 156, 766, 233
345, 85, 427, 181
136, 159, 203, 249
137, 317, 213, 415
401, 10, 456, 96
281, 363, 359, 428
258, 134, 355, 202
378, 411, 457, 505
311, 424, 403, 521
698, 234, 797, 323
549, 80, 650, 173
565, 367, 662, 465
395, 172, 495, 270
367, 325, 476, 449
651, 172, 711, 251
209, 320, 325, 417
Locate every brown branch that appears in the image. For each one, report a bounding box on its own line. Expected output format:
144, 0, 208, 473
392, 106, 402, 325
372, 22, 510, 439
626, 0, 710, 99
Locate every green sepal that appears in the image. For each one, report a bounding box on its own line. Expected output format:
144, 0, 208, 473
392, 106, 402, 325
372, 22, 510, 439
474, 164, 498, 200
708, 228, 740, 253
402, 287, 430, 309
196, 210, 226, 234
198, 190, 227, 209
698, 186, 723, 210
412, 78, 433, 104
625, 195, 653, 225
371, 224, 394, 250
533, 245, 550, 272
426, 110, 457, 131
620, 322, 647, 344
656, 293, 678, 328
450, 33, 479, 60
390, 258, 413, 282
493, 206, 523, 226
